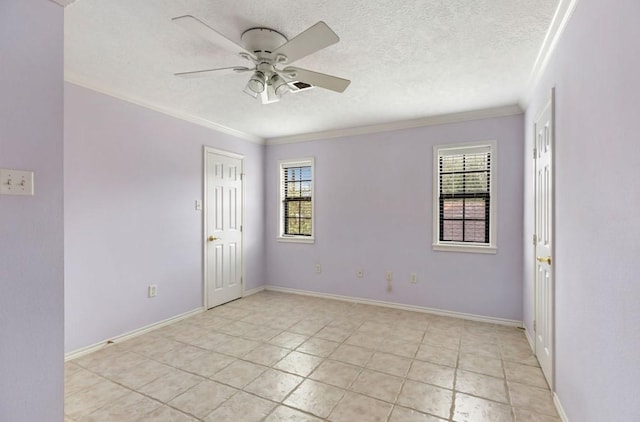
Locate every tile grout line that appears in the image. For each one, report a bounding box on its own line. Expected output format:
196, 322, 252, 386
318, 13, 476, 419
66, 292, 552, 421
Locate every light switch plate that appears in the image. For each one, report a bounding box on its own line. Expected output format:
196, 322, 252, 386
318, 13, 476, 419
0, 169, 34, 195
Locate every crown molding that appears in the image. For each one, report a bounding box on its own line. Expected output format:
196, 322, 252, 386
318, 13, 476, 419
49, 0, 76, 6
520, 0, 580, 108
64, 74, 265, 144
266, 104, 523, 145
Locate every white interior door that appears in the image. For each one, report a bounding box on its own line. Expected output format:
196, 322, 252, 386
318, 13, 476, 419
534, 93, 554, 388
205, 148, 243, 309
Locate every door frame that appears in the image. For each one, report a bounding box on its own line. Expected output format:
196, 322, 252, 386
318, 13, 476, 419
532, 88, 556, 389
203, 146, 245, 309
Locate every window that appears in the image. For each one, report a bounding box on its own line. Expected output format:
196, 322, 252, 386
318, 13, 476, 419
433, 141, 496, 253
278, 158, 314, 243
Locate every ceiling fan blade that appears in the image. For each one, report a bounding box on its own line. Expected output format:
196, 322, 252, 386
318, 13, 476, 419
282, 66, 350, 93
175, 66, 251, 79
273, 21, 339, 64
172, 15, 256, 60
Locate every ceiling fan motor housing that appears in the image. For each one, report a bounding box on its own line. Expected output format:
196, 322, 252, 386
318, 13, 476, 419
241, 28, 288, 57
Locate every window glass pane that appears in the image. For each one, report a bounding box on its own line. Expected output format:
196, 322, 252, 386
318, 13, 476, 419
285, 181, 300, 197
286, 218, 299, 234
299, 201, 312, 218
443, 199, 464, 219
300, 181, 312, 197
440, 155, 463, 173
441, 174, 463, 194
285, 167, 296, 181
465, 153, 488, 171
465, 198, 486, 219
286, 201, 300, 217
284, 166, 311, 181
442, 220, 463, 241
300, 166, 312, 180
464, 220, 486, 242
299, 219, 312, 236
464, 172, 489, 193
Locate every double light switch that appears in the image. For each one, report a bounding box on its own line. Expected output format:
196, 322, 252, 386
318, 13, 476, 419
0, 169, 34, 195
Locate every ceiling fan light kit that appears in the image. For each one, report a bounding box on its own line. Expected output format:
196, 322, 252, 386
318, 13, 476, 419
270, 74, 290, 97
173, 15, 350, 104
247, 71, 266, 94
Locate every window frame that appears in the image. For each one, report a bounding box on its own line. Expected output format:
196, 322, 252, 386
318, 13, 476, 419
278, 157, 315, 243
432, 141, 497, 254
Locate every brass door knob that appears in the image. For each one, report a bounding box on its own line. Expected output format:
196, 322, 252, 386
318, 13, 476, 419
537, 256, 552, 265
208, 236, 220, 242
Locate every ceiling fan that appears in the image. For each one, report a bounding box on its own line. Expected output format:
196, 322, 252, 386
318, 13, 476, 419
172, 15, 351, 104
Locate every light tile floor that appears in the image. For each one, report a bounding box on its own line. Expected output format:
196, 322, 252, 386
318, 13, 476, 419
65, 291, 560, 421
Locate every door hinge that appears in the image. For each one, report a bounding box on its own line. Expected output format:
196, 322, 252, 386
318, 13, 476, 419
240, 225, 243, 233
241, 276, 243, 285
533, 234, 537, 245
240, 173, 244, 181
533, 148, 537, 159
533, 320, 537, 332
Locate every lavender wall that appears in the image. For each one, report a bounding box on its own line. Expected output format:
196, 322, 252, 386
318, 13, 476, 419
64, 83, 264, 353
0, 1, 64, 420
523, 0, 640, 419
266, 115, 524, 321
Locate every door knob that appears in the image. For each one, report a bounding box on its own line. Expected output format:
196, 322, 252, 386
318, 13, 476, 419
537, 256, 552, 265
208, 236, 221, 242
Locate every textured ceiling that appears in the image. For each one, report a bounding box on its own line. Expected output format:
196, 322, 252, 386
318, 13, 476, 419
64, 0, 559, 141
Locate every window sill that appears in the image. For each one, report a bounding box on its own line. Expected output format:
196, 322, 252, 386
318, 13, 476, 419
432, 243, 497, 254
278, 236, 315, 244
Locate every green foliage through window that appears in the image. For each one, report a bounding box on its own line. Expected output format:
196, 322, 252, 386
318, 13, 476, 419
282, 165, 312, 236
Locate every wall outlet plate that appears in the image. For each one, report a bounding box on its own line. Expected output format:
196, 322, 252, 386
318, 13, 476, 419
410, 273, 418, 283
148, 284, 157, 298
356, 270, 364, 278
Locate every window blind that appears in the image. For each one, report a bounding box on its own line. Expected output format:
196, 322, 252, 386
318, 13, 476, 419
282, 165, 313, 236
439, 149, 491, 243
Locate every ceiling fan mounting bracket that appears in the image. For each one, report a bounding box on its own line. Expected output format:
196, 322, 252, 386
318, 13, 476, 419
241, 27, 288, 56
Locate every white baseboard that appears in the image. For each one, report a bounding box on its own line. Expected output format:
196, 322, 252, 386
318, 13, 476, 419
525, 326, 535, 351
554, 392, 569, 421
65, 307, 204, 361
526, 328, 567, 422
265, 286, 522, 327
243, 286, 266, 297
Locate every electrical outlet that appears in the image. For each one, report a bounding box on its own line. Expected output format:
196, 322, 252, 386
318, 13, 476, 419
385, 272, 393, 282
356, 270, 364, 278
315, 264, 322, 274
148, 284, 157, 298
195, 199, 202, 210
410, 273, 418, 284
